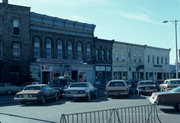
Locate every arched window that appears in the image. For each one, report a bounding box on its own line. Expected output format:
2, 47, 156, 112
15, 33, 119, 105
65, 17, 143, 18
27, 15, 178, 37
46, 39, 52, 58
77, 42, 82, 60
57, 40, 62, 59
101, 50, 105, 61
86, 43, 91, 60
33, 37, 40, 58
107, 50, 110, 61
95, 49, 99, 61
67, 41, 72, 59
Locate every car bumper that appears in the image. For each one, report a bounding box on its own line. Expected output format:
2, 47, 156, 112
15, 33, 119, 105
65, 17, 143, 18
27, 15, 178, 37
138, 89, 157, 93
14, 97, 39, 102
63, 93, 87, 98
105, 92, 129, 96
149, 97, 158, 105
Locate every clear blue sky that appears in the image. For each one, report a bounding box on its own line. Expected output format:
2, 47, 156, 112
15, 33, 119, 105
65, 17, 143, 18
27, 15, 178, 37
7, 0, 180, 64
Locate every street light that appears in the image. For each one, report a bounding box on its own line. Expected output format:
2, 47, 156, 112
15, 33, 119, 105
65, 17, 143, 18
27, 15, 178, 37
163, 19, 180, 79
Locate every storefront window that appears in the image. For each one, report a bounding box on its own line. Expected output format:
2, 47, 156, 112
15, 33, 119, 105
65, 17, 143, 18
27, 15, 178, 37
77, 42, 82, 60
57, 40, 63, 59
33, 37, 40, 58
46, 39, 52, 58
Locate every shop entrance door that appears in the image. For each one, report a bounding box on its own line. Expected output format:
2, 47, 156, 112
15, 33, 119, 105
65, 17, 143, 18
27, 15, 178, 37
72, 70, 78, 82
42, 72, 50, 84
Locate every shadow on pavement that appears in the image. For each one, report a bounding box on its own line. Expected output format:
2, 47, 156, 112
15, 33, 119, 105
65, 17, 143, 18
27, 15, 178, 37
160, 107, 180, 114
0, 112, 56, 123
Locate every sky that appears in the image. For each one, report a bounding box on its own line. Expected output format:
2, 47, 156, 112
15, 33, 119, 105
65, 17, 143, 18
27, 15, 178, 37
5, 0, 180, 64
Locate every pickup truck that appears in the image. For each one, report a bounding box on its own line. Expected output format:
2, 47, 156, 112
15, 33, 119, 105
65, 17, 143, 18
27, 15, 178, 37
0, 83, 23, 95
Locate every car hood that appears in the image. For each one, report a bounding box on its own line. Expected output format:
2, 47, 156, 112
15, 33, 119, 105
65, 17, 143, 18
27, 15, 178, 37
154, 91, 173, 96
17, 90, 42, 94
64, 87, 88, 91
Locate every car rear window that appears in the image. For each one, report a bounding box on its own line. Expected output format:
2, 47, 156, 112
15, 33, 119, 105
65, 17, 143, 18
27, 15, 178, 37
24, 86, 41, 90
108, 82, 125, 87
70, 83, 88, 87
139, 82, 154, 85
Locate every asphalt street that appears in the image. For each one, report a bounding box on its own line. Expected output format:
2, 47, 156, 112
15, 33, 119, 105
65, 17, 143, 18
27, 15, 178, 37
0, 94, 180, 123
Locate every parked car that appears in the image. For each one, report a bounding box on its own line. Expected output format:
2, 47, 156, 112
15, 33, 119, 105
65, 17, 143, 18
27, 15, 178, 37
149, 86, 180, 110
125, 80, 132, 88
22, 82, 41, 87
63, 82, 98, 101
14, 84, 60, 104
105, 80, 129, 98
136, 80, 158, 95
160, 79, 180, 91
0, 83, 23, 95
49, 77, 69, 97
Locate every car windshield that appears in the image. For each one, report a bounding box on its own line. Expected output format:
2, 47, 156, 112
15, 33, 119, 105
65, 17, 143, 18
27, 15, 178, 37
169, 87, 180, 93
70, 83, 88, 87
109, 82, 125, 87
24, 86, 42, 90
170, 80, 180, 84
139, 82, 154, 85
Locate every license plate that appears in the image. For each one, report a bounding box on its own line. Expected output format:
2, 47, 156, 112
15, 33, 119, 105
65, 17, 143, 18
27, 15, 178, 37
71, 91, 78, 94
23, 95, 28, 98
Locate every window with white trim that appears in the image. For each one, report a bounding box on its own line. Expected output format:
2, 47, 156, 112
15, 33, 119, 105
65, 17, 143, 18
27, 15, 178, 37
67, 41, 72, 59
77, 42, 82, 60
13, 19, 20, 35
33, 37, 40, 58
13, 43, 20, 60
45, 39, 52, 58
57, 40, 63, 59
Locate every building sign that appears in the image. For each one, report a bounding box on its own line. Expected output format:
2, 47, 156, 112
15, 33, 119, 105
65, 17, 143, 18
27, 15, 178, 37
41, 65, 51, 71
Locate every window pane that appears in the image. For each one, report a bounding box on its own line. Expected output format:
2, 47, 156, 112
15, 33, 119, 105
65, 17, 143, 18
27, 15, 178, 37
57, 40, 62, 59
77, 42, 82, 60
33, 37, 40, 58
86, 44, 91, 60
13, 43, 20, 60
46, 39, 51, 58
68, 42, 72, 59
13, 19, 19, 27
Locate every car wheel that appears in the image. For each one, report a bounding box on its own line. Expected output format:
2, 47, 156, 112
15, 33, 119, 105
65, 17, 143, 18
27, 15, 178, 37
41, 96, 46, 104
20, 101, 26, 105
6, 90, 12, 95
86, 93, 91, 101
55, 93, 59, 101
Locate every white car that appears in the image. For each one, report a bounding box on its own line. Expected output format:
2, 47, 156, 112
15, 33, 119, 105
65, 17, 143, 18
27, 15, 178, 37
136, 80, 158, 95
105, 80, 129, 98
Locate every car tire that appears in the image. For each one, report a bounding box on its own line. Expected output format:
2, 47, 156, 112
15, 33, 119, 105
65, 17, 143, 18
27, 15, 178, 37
175, 102, 180, 111
55, 93, 59, 101
20, 101, 26, 105
41, 96, 46, 104
86, 93, 91, 101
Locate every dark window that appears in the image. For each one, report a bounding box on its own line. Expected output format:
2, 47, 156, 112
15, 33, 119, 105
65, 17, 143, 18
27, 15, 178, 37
13, 19, 20, 35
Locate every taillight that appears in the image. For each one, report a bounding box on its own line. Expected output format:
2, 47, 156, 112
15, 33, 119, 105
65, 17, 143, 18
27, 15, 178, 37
79, 90, 85, 93
125, 88, 129, 92
105, 89, 108, 92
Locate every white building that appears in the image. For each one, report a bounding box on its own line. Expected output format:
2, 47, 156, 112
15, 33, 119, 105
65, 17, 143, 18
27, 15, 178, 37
112, 41, 170, 82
